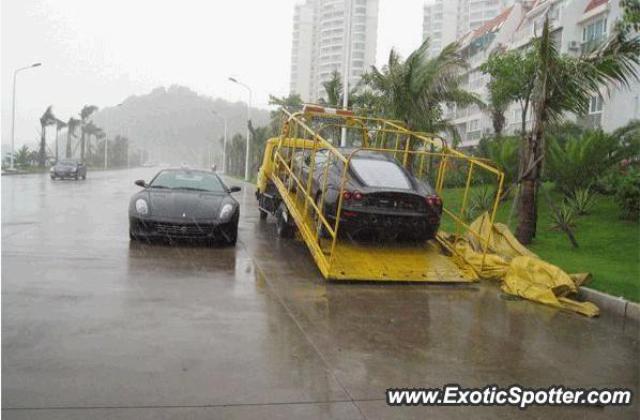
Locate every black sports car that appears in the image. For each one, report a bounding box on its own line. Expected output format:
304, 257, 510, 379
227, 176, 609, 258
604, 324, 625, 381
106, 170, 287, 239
129, 168, 241, 245
50, 159, 87, 180
292, 148, 442, 241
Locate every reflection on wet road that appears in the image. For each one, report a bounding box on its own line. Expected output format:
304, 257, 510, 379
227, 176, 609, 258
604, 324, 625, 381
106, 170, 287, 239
2, 169, 639, 419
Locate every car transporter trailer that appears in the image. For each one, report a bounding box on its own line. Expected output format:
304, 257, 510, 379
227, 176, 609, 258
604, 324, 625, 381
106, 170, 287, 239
254, 105, 505, 283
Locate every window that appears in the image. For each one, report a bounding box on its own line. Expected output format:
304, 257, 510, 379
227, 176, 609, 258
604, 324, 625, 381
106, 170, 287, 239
467, 119, 480, 132
589, 95, 604, 114
583, 18, 607, 42
350, 159, 411, 189
513, 109, 521, 122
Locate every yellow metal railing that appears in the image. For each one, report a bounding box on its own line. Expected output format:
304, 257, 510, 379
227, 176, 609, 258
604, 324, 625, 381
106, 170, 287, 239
268, 108, 504, 278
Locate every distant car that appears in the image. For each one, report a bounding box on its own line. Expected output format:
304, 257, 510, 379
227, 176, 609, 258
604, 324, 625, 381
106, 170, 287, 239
141, 161, 157, 168
129, 168, 241, 245
288, 148, 442, 241
50, 159, 87, 180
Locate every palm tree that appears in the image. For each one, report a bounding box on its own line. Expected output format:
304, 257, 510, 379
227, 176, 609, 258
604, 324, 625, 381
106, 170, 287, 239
268, 93, 303, 134
82, 121, 103, 162
15, 145, 31, 167
38, 106, 57, 166
54, 119, 67, 162
321, 70, 343, 107
363, 39, 480, 134
514, 19, 640, 244
79, 105, 98, 161
66, 117, 81, 158
484, 86, 510, 138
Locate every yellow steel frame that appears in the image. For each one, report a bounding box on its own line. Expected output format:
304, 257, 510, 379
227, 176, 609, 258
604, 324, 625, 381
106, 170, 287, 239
263, 108, 504, 281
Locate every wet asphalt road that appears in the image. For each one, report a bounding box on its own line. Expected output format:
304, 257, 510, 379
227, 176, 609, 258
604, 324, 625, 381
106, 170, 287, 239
2, 168, 639, 419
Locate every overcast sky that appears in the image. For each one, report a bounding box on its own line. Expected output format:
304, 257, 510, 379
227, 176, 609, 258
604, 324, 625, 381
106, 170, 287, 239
1, 0, 426, 148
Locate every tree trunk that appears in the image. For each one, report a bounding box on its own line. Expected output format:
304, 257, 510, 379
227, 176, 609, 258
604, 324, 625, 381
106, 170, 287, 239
492, 109, 505, 138
516, 178, 537, 244
38, 125, 47, 167
55, 129, 59, 162
80, 131, 86, 162
66, 130, 72, 158
516, 112, 545, 245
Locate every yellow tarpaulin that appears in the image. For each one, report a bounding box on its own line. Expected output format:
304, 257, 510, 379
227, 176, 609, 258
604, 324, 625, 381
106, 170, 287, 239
442, 213, 599, 317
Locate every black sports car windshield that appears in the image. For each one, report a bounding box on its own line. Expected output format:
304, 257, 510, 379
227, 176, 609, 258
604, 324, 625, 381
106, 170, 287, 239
350, 158, 412, 189
149, 170, 226, 193
58, 160, 77, 166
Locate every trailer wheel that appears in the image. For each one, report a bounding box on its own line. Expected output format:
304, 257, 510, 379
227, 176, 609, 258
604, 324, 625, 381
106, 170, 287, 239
275, 203, 294, 238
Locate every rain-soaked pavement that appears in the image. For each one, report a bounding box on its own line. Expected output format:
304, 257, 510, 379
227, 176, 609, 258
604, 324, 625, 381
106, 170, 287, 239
2, 168, 638, 419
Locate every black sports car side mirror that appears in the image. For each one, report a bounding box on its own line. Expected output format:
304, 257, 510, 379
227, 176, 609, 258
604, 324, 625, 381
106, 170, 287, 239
134, 179, 146, 187
229, 186, 241, 193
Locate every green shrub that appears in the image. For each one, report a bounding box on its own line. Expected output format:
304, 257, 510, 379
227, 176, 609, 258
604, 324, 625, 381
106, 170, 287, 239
567, 186, 597, 215
615, 168, 640, 220
466, 186, 495, 220
594, 168, 623, 195
550, 202, 577, 232
475, 136, 519, 186
546, 130, 635, 195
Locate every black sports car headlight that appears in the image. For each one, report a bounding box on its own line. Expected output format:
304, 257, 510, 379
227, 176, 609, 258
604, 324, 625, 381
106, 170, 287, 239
219, 203, 234, 221
135, 199, 149, 215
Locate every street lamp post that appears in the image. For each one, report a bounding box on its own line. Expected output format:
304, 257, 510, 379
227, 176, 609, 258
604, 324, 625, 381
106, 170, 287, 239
228, 77, 252, 181
10, 62, 42, 170
211, 110, 228, 173
340, 0, 353, 147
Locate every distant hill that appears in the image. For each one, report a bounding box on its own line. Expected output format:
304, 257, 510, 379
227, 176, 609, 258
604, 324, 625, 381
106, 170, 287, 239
91, 85, 270, 165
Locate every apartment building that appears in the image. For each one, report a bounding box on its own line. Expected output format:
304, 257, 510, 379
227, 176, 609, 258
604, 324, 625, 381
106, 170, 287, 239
289, 0, 379, 103
423, 0, 515, 57
423, 0, 458, 57
447, 0, 640, 147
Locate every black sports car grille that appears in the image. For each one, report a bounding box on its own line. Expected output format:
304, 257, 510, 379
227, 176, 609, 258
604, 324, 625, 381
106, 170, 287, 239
152, 222, 214, 237
363, 193, 425, 212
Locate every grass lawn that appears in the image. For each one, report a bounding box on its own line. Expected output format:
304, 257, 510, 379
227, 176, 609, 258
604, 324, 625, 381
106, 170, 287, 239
439, 184, 640, 302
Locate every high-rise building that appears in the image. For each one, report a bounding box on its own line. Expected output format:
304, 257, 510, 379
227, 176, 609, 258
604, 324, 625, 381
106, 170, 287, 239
423, 0, 514, 56
423, 0, 458, 57
290, 1, 316, 101
289, 0, 379, 103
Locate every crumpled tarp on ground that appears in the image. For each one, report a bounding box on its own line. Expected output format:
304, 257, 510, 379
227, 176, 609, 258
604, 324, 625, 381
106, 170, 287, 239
440, 213, 599, 317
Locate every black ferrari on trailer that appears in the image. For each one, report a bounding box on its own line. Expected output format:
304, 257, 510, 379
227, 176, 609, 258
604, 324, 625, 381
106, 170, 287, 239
259, 148, 443, 242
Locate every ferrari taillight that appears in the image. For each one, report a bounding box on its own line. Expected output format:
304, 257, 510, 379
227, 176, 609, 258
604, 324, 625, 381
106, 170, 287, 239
426, 195, 442, 209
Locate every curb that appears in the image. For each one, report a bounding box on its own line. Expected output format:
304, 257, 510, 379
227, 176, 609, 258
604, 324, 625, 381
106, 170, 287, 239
578, 287, 640, 324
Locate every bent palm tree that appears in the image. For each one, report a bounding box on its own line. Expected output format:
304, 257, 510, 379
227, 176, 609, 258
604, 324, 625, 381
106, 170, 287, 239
38, 106, 57, 166
54, 119, 67, 162
79, 105, 98, 161
515, 19, 640, 244
363, 39, 480, 134
83, 121, 103, 162
66, 117, 81, 158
